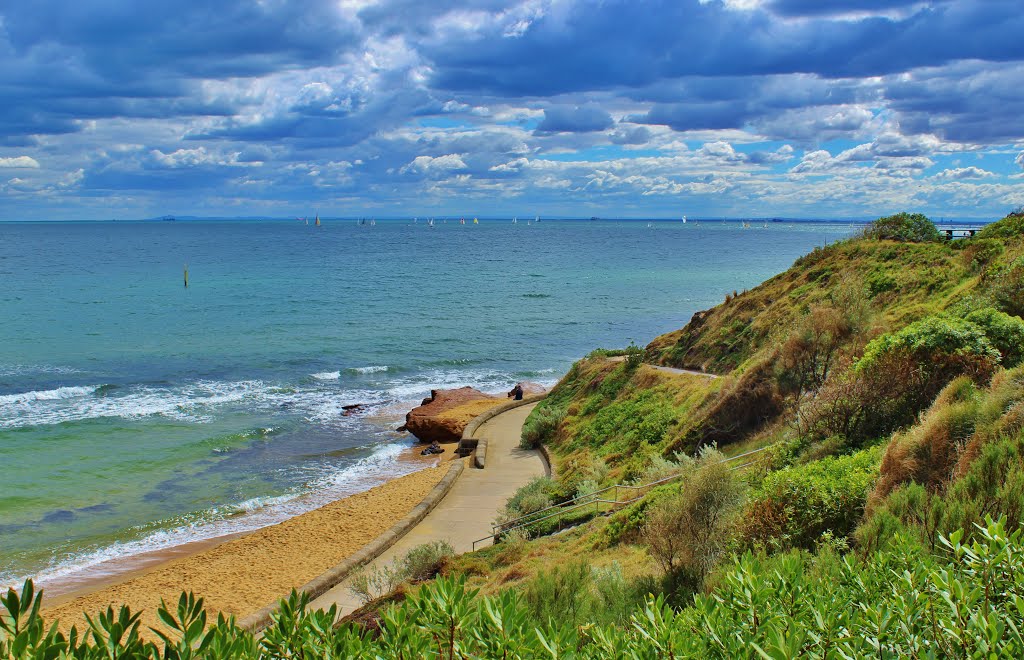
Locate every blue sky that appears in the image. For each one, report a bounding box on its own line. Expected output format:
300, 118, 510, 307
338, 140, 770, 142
1, 0, 1023, 220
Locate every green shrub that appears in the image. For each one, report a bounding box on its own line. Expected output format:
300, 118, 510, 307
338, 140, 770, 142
521, 562, 655, 629
975, 209, 1024, 240
349, 540, 455, 604
965, 307, 1024, 367
496, 476, 557, 527
624, 341, 644, 369
642, 447, 745, 584
402, 540, 455, 582
10, 519, 1024, 658
523, 562, 592, 627
983, 256, 1024, 317
832, 314, 1002, 442
520, 404, 565, 449
863, 211, 941, 243
741, 444, 882, 551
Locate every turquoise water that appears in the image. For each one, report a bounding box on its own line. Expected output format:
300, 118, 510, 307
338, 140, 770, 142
0, 219, 854, 585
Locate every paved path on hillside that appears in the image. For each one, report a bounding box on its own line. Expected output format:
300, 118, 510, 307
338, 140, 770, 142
310, 402, 544, 618
608, 356, 720, 378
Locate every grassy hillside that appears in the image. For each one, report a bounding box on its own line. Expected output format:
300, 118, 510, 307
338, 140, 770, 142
528, 211, 1024, 465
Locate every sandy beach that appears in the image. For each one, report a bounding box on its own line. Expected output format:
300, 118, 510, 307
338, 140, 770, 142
41, 463, 450, 633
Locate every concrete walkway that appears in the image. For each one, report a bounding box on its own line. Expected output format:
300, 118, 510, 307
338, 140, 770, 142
310, 402, 544, 617
609, 355, 720, 379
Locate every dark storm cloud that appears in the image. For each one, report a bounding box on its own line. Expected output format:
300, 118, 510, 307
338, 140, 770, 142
883, 62, 1024, 142
0, 0, 358, 139
423, 0, 1023, 94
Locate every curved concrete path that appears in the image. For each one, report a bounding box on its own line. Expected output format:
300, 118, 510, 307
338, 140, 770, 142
310, 402, 544, 617
608, 355, 719, 379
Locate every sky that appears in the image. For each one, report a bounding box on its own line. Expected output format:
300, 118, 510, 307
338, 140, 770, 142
1, 0, 1023, 220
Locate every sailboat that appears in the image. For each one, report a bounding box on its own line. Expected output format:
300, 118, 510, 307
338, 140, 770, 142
682, 215, 687, 224
428, 218, 435, 228
535, 214, 540, 223
473, 217, 479, 224
315, 212, 321, 227
460, 217, 466, 225
512, 217, 517, 224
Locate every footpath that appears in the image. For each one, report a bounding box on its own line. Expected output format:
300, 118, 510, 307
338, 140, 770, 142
310, 402, 544, 617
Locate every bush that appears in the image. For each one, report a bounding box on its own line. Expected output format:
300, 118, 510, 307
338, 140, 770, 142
777, 305, 852, 396
522, 562, 654, 629
520, 403, 565, 449
642, 447, 744, 584
496, 476, 557, 527
349, 540, 455, 604
975, 209, 1024, 240
850, 314, 999, 439
863, 212, 941, 243
964, 307, 1024, 367
867, 377, 979, 505
11, 519, 1024, 658
858, 366, 1024, 553
741, 444, 882, 551
402, 540, 454, 582
624, 341, 644, 369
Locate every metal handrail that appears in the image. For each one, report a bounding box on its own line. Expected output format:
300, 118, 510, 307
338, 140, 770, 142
472, 444, 771, 551
492, 445, 770, 533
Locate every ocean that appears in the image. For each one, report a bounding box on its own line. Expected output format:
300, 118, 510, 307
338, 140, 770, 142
0, 218, 855, 587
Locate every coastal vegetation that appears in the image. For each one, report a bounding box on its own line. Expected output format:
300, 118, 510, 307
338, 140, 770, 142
8, 210, 1024, 658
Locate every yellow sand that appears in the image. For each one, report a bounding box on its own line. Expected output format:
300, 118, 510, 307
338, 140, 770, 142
42, 465, 448, 633
435, 398, 505, 429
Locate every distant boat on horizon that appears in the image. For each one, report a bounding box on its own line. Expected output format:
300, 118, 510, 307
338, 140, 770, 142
473, 217, 479, 224
315, 212, 321, 227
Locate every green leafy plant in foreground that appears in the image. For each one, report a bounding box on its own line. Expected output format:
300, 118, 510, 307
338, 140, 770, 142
7, 518, 1024, 658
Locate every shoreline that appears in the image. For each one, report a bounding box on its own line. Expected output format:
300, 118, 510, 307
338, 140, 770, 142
36, 443, 449, 605
41, 459, 451, 632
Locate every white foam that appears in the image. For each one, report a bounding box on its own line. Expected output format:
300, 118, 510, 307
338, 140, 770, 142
0, 385, 98, 405
230, 493, 301, 515
0, 380, 269, 429
349, 365, 389, 374
0, 367, 562, 431
310, 371, 341, 380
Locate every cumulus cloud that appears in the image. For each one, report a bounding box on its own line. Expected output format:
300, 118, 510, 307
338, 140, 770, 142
399, 153, 468, 175
934, 166, 996, 180
0, 156, 40, 168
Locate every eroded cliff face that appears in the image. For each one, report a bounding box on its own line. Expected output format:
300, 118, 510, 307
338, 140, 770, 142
400, 387, 500, 443
400, 382, 548, 444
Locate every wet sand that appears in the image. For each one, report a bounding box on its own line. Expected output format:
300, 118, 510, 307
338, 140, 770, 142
41, 463, 449, 633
